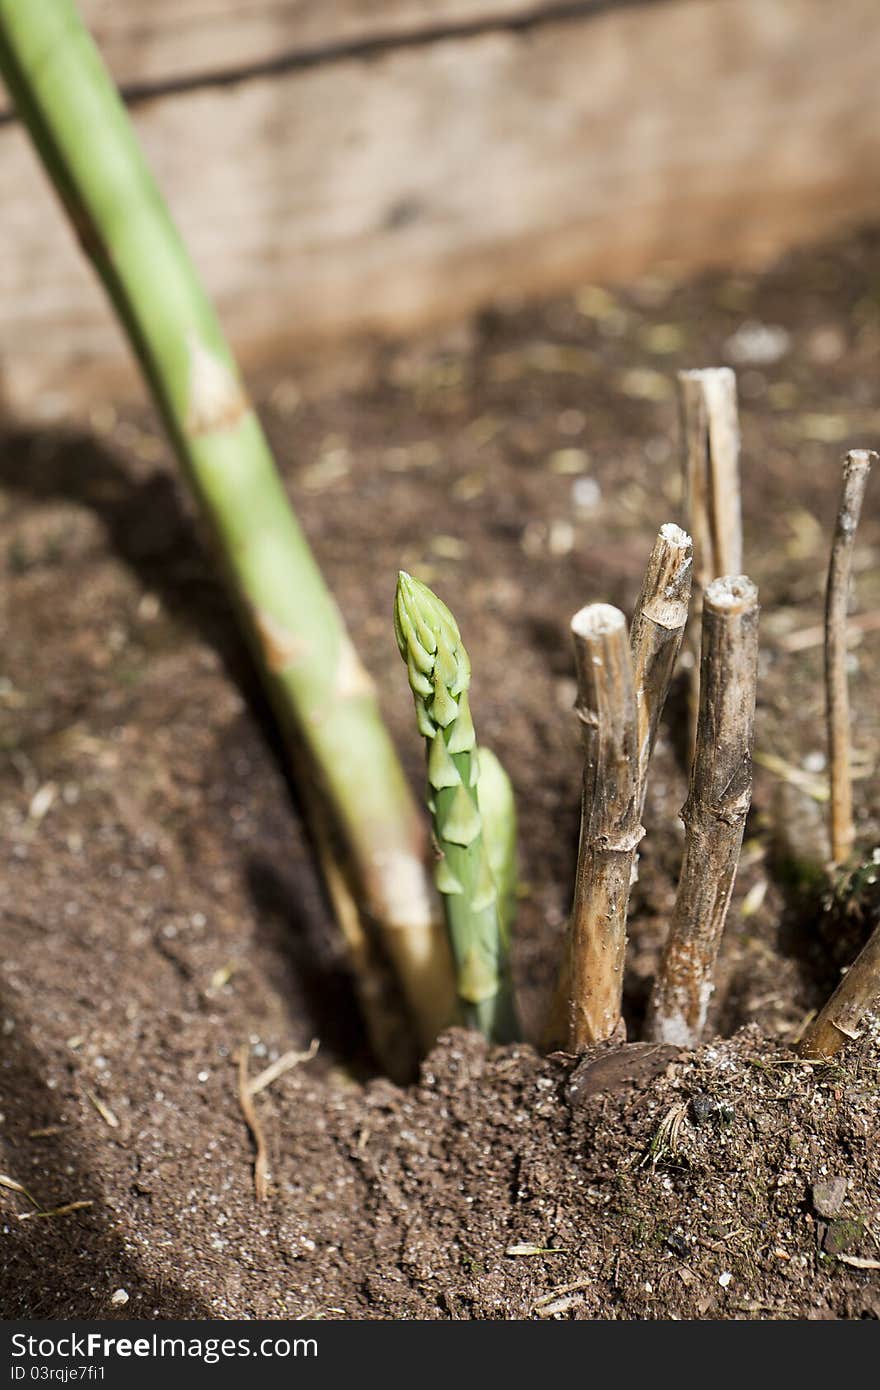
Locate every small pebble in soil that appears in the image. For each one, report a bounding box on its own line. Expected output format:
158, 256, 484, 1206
549, 446, 589, 473
802, 750, 827, 773
571, 476, 601, 513
812, 1175, 848, 1219
718, 1271, 733, 1288
110, 1289, 129, 1306
806, 324, 846, 363
724, 320, 790, 365
824, 1217, 866, 1257
556, 409, 585, 436
690, 1092, 714, 1126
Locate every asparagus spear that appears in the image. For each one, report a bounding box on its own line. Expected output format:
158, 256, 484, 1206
394, 573, 518, 1041
477, 747, 518, 943
0, 0, 457, 1072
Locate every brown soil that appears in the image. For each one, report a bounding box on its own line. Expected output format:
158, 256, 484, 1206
2, 226, 880, 1321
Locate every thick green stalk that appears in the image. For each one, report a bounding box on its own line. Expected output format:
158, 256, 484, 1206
395, 574, 518, 1041
0, 0, 456, 1068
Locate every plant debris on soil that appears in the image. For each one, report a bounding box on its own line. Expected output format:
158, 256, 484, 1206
2, 224, 880, 1319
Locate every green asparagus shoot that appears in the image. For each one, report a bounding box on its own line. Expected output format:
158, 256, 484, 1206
394, 573, 518, 1041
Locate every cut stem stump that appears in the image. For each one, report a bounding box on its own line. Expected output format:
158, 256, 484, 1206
679, 367, 743, 582
825, 449, 875, 866
648, 575, 759, 1046
546, 524, 688, 1053
567, 605, 643, 1051
799, 921, 880, 1060
678, 368, 743, 753
629, 522, 693, 815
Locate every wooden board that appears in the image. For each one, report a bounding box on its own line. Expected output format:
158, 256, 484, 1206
2, 0, 880, 416
0, 0, 589, 107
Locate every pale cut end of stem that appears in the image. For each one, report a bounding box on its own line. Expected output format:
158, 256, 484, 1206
566, 603, 642, 1052
704, 573, 758, 612
647, 573, 759, 1046
571, 602, 627, 642
825, 449, 875, 866
630, 523, 693, 813
799, 920, 880, 1061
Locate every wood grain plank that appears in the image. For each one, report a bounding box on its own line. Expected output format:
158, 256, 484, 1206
2, 0, 880, 415
59, 1, 594, 95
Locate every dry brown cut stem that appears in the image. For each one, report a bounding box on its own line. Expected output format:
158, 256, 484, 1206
566, 605, 643, 1051
799, 921, 880, 1060
679, 367, 743, 584
648, 575, 759, 1046
825, 450, 875, 866
544, 531, 692, 1048
678, 368, 743, 751
629, 523, 694, 814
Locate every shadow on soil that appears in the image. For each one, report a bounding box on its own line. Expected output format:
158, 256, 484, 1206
0, 990, 210, 1318
0, 428, 380, 1060
244, 853, 372, 1070
0, 427, 252, 688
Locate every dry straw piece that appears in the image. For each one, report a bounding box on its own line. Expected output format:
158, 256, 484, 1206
648, 575, 759, 1046
825, 449, 875, 866
566, 604, 643, 1051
